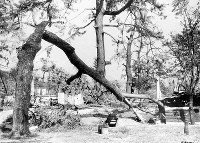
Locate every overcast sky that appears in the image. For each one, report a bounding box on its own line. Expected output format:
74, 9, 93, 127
1, 0, 195, 81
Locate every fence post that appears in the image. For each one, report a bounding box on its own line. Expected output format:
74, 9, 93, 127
158, 105, 166, 124
184, 110, 189, 135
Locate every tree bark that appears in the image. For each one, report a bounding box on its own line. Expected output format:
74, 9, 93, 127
188, 24, 196, 125
95, 0, 106, 76
104, 0, 134, 15
42, 30, 145, 122
9, 21, 48, 138
126, 34, 133, 93
189, 93, 195, 125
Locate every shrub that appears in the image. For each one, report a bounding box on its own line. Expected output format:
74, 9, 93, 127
36, 108, 81, 130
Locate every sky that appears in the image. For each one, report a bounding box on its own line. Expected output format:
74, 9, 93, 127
0, 0, 196, 81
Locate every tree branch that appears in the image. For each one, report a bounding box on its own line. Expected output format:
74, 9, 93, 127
76, 19, 95, 30
66, 19, 95, 40
104, 24, 120, 27
104, 32, 118, 43
105, 60, 111, 65
104, 0, 134, 15
66, 71, 82, 84
104, 23, 133, 27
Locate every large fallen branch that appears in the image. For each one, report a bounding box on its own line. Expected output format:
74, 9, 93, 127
42, 30, 145, 122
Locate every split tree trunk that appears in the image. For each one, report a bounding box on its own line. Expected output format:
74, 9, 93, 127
9, 21, 48, 137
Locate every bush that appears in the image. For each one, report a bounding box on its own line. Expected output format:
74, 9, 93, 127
36, 108, 81, 130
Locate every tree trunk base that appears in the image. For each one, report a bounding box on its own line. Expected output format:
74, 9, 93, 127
189, 109, 195, 125
1, 130, 31, 139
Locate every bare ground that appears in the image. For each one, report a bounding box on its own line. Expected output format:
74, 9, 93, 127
0, 119, 200, 143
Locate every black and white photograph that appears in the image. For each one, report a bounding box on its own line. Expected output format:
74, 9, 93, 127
0, 0, 199, 142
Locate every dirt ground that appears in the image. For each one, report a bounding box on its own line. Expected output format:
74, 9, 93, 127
0, 118, 200, 143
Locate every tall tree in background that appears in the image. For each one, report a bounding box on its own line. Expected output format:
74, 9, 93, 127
168, 19, 200, 125
126, 33, 134, 93
95, 0, 162, 77
168, 0, 200, 125
111, 1, 163, 93
95, 0, 135, 76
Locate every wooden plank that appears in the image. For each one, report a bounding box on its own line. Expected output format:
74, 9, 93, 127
165, 107, 189, 111
165, 106, 200, 111
122, 93, 150, 99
